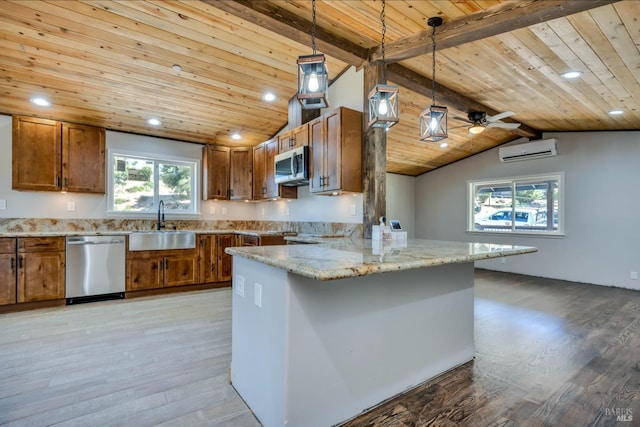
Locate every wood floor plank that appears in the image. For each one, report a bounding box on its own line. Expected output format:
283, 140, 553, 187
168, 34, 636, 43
1, 270, 639, 426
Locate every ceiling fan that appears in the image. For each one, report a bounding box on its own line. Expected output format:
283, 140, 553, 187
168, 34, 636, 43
453, 111, 521, 135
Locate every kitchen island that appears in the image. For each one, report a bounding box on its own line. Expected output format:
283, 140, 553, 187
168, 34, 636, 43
225, 239, 536, 427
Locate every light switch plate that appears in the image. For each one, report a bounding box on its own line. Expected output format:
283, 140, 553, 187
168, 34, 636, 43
67, 201, 76, 211
254, 283, 262, 308
0, 199, 6, 210
235, 275, 245, 297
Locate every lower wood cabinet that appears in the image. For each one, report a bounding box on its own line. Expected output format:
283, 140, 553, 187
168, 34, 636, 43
126, 247, 199, 291
0, 238, 17, 305
200, 234, 235, 283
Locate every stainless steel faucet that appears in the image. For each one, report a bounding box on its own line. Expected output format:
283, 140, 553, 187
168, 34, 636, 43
157, 200, 165, 230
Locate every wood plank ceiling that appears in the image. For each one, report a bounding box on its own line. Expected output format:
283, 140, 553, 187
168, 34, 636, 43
1, 0, 638, 176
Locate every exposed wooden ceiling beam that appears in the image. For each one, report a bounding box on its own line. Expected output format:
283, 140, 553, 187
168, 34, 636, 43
370, 0, 622, 63
209, 0, 368, 67
386, 64, 541, 140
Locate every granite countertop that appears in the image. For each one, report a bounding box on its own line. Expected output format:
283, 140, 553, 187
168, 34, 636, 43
225, 238, 537, 281
0, 229, 297, 238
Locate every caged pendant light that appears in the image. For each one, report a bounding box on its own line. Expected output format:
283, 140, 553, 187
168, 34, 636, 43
420, 17, 448, 142
297, 0, 329, 109
367, 0, 399, 130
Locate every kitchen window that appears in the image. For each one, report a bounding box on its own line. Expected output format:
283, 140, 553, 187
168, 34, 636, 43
468, 173, 563, 235
107, 151, 198, 215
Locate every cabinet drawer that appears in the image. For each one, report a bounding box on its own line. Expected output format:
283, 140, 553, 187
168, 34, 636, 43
0, 238, 16, 254
239, 235, 259, 246
17, 237, 65, 252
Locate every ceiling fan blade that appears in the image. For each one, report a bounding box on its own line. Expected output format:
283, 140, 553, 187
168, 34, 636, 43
452, 116, 473, 123
487, 122, 521, 129
486, 111, 515, 122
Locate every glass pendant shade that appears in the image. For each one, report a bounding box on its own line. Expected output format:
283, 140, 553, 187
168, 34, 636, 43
297, 54, 329, 109
419, 105, 448, 142
368, 84, 399, 129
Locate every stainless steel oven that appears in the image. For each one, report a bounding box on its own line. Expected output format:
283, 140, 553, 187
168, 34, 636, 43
274, 145, 309, 186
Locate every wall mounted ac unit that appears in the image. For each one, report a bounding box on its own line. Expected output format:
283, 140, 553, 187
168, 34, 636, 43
499, 138, 557, 162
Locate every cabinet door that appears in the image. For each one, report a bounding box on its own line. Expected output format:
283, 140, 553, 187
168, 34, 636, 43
309, 116, 326, 193
278, 129, 294, 152
202, 145, 231, 200
230, 148, 252, 200
291, 124, 309, 149
62, 123, 105, 193
216, 234, 235, 282
17, 251, 65, 302
199, 235, 217, 284
12, 116, 61, 191
253, 143, 266, 200
164, 252, 199, 287
323, 108, 342, 192
0, 253, 17, 305
126, 256, 163, 291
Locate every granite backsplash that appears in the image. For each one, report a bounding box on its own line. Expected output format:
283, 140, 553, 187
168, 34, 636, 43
0, 218, 363, 237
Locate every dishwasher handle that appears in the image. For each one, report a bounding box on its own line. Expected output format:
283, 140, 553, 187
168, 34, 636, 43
67, 238, 125, 245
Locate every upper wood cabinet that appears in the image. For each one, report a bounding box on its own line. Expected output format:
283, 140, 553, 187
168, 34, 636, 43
309, 107, 362, 195
202, 145, 231, 200
278, 123, 309, 153
12, 116, 105, 193
230, 147, 253, 200
253, 138, 296, 201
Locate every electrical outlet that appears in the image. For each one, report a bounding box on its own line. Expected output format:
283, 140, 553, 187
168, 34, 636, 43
254, 283, 262, 308
286, 207, 290, 216
221, 206, 228, 215
631, 271, 638, 280
261, 208, 265, 216
0, 199, 6, 210
209, 206, 216, 214
235, 275, 245, 297
67, 201, 76, 211
501, 257, 506, 264
350, 203, 356, 216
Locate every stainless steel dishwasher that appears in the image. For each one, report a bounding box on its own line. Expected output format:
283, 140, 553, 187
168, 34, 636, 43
65, 235, 126, 304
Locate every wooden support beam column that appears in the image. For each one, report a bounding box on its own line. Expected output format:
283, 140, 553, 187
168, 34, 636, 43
362, 62, 386, 239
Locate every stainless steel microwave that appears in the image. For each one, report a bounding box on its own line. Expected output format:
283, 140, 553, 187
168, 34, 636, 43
274, 145, 309, 186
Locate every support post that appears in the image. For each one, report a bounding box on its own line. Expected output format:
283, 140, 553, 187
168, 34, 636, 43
362, 61, 386, 238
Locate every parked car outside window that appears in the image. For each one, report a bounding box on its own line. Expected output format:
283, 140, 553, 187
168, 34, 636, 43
474, 208, 547, 230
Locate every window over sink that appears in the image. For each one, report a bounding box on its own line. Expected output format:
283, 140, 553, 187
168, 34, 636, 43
107, 150, 199, 215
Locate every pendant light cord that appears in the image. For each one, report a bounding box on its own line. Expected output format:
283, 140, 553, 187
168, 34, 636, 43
380, 0, 386, 81
311, 0, 317, 54
431, 23, 437, 106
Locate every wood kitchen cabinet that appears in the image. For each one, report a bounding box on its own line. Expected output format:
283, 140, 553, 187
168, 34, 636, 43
199, 233, 235, 283
253, 138, 297, 201
0, 238, 17, 305
309, 107, 362, 195
237, 234, 287, 247
12, 116, 105, 193
230, 147, 253, 200
278, 123, 309, 153
202, 145, 231, 200
126, 248, 199, 291
17, 237, 66, 303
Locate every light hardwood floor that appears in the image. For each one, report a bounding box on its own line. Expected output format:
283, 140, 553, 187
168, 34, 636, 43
1, 270, 639, 426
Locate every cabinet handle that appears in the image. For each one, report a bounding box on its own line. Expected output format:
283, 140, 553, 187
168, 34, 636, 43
18, 255, 23, 269
262, 187, 266, 195
10, 257, 14, 270
165, 259, 168, 270
64, 177, 68, 188
230, 189, 234, 197
55, 176, 60, 187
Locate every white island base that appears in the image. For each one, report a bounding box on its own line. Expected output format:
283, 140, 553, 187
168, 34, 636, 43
230, 257, 475, 427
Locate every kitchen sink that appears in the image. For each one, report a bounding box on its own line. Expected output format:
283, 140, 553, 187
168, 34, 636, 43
129, 231, 196, 251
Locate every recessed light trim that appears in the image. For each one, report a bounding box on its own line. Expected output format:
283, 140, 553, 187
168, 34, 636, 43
30, 97, 51, 107
608, 109, 624, 115
263, 92, 276, 102
231, 132, 242, 141
440, 142, 448, 148
172, 64, 182, 72
147, 118, 162, 126
561, 71, 582, 79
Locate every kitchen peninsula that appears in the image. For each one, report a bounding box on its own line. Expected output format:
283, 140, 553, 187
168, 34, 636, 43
226, 238, 537, 427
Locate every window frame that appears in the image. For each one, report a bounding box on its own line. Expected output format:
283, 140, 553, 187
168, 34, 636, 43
106, 149, 200, 216
467, 172, 564, 236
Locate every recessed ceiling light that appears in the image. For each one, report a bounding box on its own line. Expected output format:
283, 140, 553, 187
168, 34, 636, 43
561, 71, 582, 79
440, 142, 448, 148
147, 118, 161, 126
30, 97, 51, 107
608, 109, 624, 115
172, 64, 182, 72
231, 132, 242, 140
263, 92, 276, 102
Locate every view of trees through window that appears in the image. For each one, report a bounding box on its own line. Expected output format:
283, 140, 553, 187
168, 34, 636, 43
469, 174, 562, 234
112, 154, 195, 213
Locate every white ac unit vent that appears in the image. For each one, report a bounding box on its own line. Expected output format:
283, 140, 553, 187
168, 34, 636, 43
499, 138, 558, 162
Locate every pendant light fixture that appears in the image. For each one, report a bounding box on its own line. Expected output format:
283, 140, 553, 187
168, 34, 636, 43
420, 17, 448, 142
297, 0, 329, 109
367, 0, 399, 130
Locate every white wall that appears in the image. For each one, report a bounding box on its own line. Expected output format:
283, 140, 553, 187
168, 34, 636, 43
415, 131, 640, 290
386, 173, 416, 237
